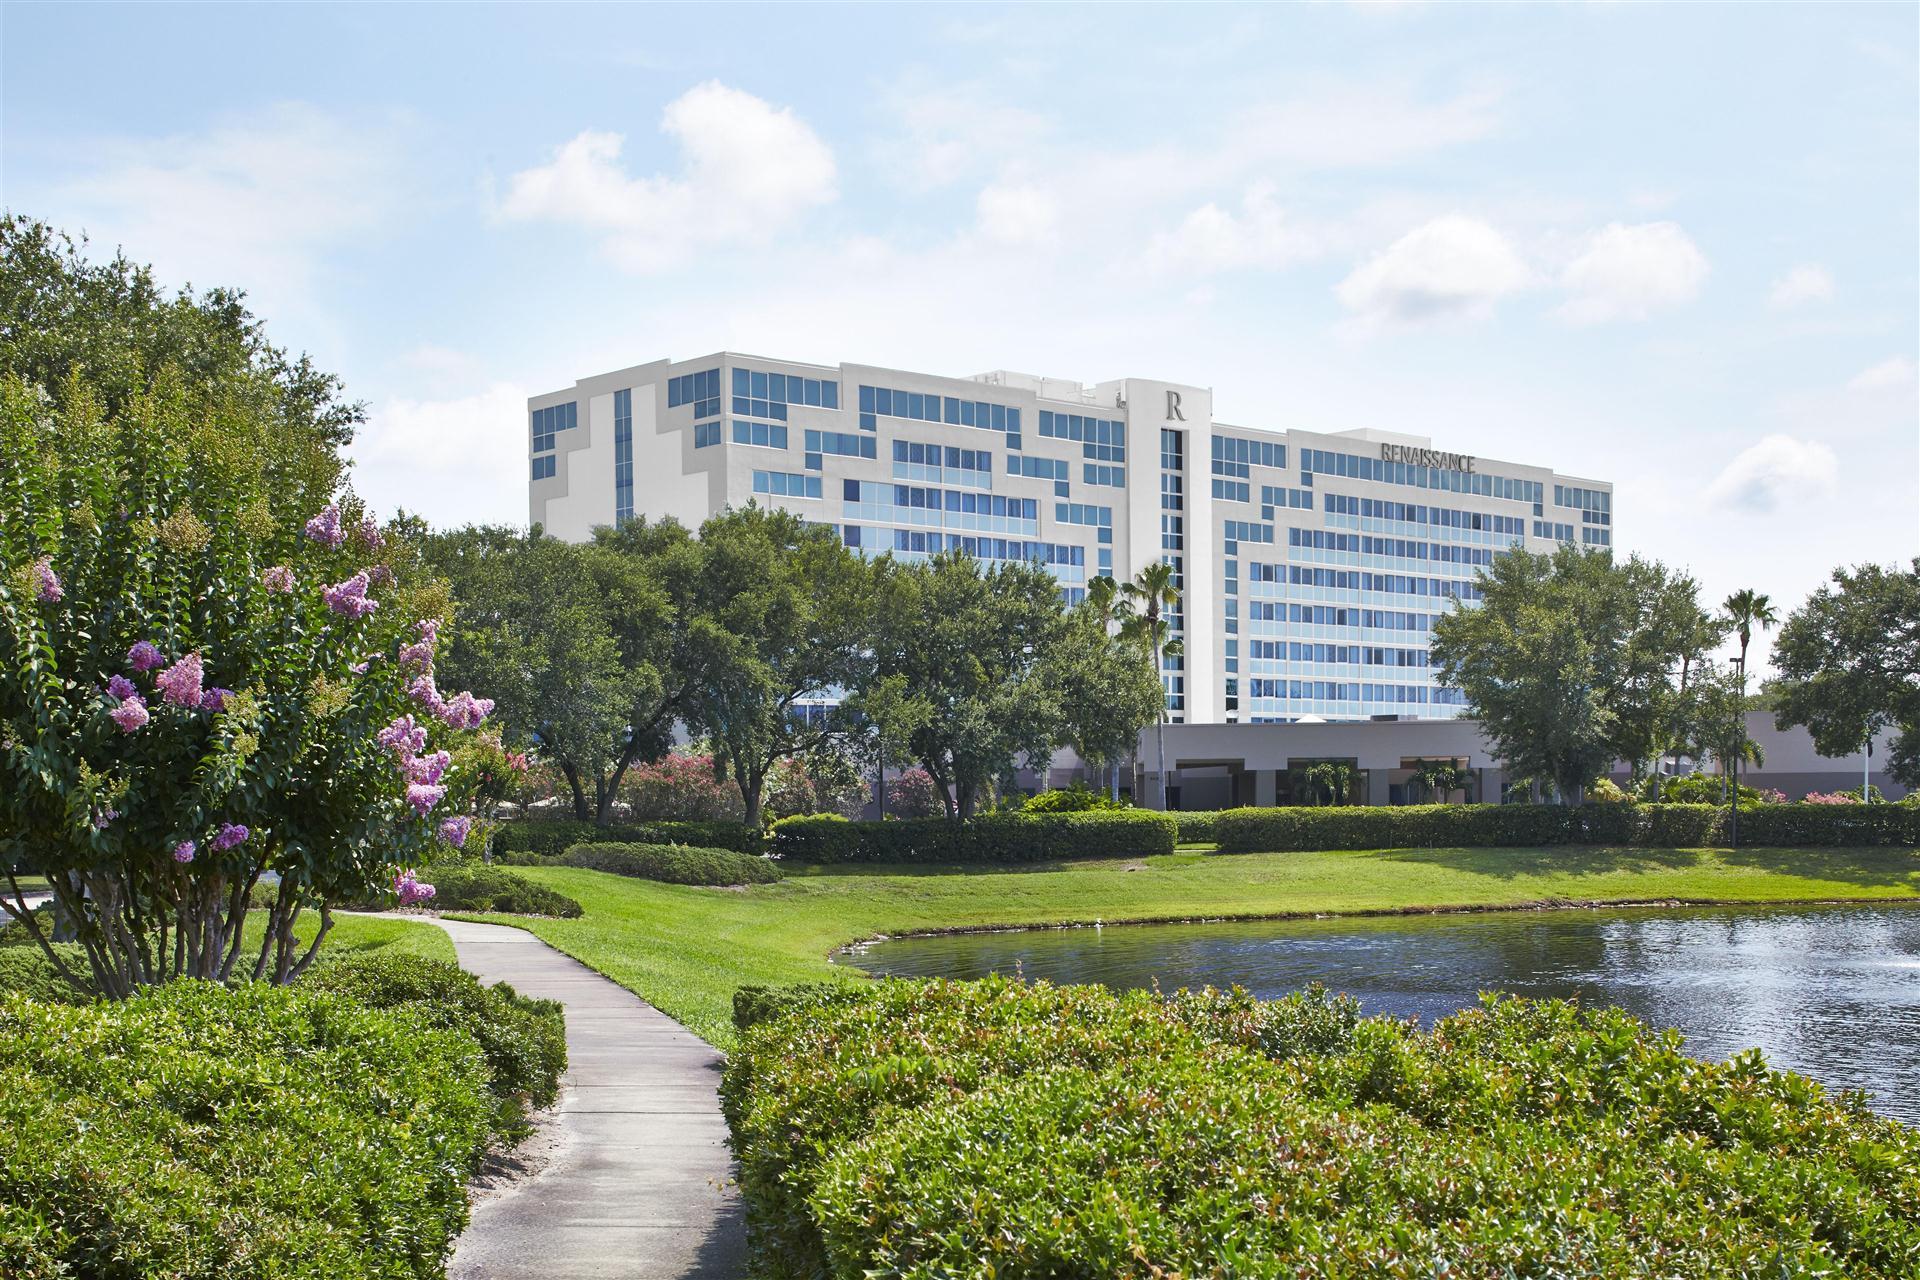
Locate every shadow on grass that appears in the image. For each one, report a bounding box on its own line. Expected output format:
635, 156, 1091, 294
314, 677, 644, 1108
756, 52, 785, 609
1715, 845, 1920, 888
784, 856, 1148, 880
1368, 845, 1706, 880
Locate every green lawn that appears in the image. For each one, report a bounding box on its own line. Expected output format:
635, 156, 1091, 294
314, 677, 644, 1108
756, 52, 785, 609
309, 911, 457, 965
456, 844, 1920, 1049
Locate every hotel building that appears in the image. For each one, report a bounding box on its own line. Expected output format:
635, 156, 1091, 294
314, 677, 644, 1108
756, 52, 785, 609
528, 353, 1612, 727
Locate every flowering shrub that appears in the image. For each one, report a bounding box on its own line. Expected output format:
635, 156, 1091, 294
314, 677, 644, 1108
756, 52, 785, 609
0, 376, 497, 994
1803, 790, 1858, 804
620, 751, 747, 822
883, 766, 944, 818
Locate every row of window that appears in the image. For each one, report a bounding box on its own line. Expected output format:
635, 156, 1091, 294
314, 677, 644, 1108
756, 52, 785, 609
806, 428, 875, 460
530, 401, 578, 453
1299, 447, 1544, 505
1555, 484, 1610, 513
1245, 601, 1436, 631
614, 389, 634, 525
694, 420, 723, 448
1084, 463, 1125, 488
1222, 520, 1275, 545
734, 420, 788, 449
859, 385, 1022, 438
1262, 486, 1315, 512
1010, 455, 1069, 482
752, 470, 822, 499
1038, 411, 1126, 462
1534, 520, 1575, 542
734, 366, 840, 409
894, 440, 990, 472
1583, 527, 1613, 547
1244, 564, 1484, 602
1211, 434, 1287, 478
1055, 502, 1113, 528
1248, 641, 1432, 667
1213, 478, 1250, 503
668, 369, 722, 419
842, 480, 1040, 520
531, 454, 556, 481
1288, 528, 1496, 566
1247, 679, 1448, 704
843, 526, 1085, 567
1323, 494, 1525, 536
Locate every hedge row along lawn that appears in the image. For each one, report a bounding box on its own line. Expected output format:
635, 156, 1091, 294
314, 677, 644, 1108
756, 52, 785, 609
469, 842, 1920, 1049
721, 978, 1919, 1279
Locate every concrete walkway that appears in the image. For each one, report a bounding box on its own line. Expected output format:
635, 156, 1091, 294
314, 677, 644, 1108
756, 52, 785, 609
431, 918, 747, 1280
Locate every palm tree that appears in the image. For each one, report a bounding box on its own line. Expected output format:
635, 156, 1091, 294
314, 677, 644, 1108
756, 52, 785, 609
1119, 562, 1181, 810
1721, 590, 1778, 814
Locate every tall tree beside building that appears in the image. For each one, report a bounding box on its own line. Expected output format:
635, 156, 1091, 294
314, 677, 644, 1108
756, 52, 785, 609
1431, 544, 1716, 803
1119, 561, 1182, 809
1770, 560, 1920, 787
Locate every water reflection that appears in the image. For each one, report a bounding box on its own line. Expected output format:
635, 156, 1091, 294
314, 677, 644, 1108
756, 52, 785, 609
849, 903, 1920, 1123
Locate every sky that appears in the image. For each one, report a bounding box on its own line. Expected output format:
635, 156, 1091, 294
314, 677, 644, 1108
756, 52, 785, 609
2, 2, 1915, 670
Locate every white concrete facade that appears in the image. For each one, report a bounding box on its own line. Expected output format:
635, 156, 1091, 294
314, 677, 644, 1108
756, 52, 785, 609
530, 352, 1613, 726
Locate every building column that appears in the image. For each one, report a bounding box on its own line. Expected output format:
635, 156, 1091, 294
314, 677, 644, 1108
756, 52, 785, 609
1254, 768, 1277, 807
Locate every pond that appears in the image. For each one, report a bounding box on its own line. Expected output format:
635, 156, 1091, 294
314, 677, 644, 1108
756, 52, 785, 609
847, 902, 1920, 1124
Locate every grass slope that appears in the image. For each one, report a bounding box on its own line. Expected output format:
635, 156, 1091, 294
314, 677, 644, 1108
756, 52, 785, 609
463, 844, 1920, 1049
308, 911, 458, 965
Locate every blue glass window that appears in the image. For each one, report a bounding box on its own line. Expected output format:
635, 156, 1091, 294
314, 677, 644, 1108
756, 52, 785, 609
613, 389, 634, 525
752, 470, 822, 499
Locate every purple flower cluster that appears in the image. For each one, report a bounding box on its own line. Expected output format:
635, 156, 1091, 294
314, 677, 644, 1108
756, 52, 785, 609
261, 564, 295, 593
211, 823, 249, 851
200, 687, 235, 712
32, 556, 63, 602
438, 815, 473, 848
110, 696, 149, 733
304, 504, 345, 549
405, 749, 450, 786
354, 517, 386, 551
107, 674, 138, 701
154, 652, 205, 709
405, 782, 447, 816
409, 672, 493, 730
92, 807, 119, 831
322, 571, 378, 619
377, 714, 428, 757
173, 840, 197, 864
394, 870, 436, 907
127, 641, 165, 672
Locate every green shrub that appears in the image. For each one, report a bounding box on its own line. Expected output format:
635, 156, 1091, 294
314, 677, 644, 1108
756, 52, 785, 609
1174, 811, 1220, 844
0, 943, 95, 1004
724, 978, 1919, 1280
561, 842, 783, 885
767, 810, 1178, 864
1021, 783, 1126, 813
414, 864, 583, 917
494, 818, 759, 860
0, 980, 494, 1278
305, 952, 565, 1142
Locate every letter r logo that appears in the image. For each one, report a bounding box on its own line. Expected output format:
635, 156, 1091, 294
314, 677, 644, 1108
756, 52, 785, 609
1166, 390, 1186, 421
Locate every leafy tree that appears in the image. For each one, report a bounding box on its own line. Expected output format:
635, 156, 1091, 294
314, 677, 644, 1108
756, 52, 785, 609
681, 506, 876, 829
1049, 599, 1162, 806
1771, 559, 1920, 787
1118, 562, 1182, 809
841, 671, 932, 819
864, 551, 1068, 819
1300, 760, 1356, 806
0, 374, 499, 995
619, 751, 746, 821
1412, 759, 1467, 803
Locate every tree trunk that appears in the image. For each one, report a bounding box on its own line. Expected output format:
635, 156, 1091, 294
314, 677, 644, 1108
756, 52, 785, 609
741, 765, 766, 832
560, 761, 591, 821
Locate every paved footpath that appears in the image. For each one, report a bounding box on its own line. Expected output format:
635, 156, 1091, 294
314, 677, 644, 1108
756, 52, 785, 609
431, 918, 748, 1280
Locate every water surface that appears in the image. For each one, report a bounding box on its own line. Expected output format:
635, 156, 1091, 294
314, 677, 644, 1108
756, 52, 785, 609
848, 903, 1920, 1123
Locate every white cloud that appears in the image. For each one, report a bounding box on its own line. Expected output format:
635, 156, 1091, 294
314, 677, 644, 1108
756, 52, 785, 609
1148, 181, 1324, 273
1556, 221, 1708, 324
48, 102, 404, 321
349, 382, 531, 528
1847, 355, 1916, 392
975, 182, 1060, 246
1704, 434, 1839, 513
501, 82, 836, 272
1767, 263, 1835, 310
873, 84, 1052, 190
1335, 215, 1532, 328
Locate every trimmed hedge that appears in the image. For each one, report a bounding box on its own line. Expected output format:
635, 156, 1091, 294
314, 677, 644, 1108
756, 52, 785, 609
768, 810, 1178, 864
1174, 811, 1221, 844
562, 841, 783, 886
305, 953, 567, 1142
418, 864, 583, 917
1211, 800, 1920, 853
0, 943, 94, 1006
495, 818, 759, 860
0, 980, 495, 1278
723, 978, 1919, 1280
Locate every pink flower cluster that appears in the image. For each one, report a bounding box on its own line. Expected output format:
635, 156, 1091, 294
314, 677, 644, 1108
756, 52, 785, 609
110, 696, 149, 733
406, 782, 447, 816
408, 672, 493, 730
304, 504, 345, 548
406, 750, 450, 786
378, 714, 428, 757
173, 840, 197, 864
354, 517, 385, 551
127, 641, 165, 672
322, 571, 378, 619
211, 823, 250, 851
394, 869, 436, 907
154, 652, 205, 709
1803, 791, 1858, 805
439, 816, 473, 848
32, 556, 63, 602
261, 564, 295, 593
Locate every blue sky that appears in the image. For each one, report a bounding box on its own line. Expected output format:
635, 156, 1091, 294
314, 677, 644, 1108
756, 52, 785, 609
3, 2, 1915, 660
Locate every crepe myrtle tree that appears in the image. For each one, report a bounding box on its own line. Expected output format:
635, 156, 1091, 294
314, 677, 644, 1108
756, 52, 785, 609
0, 374, 502, 996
